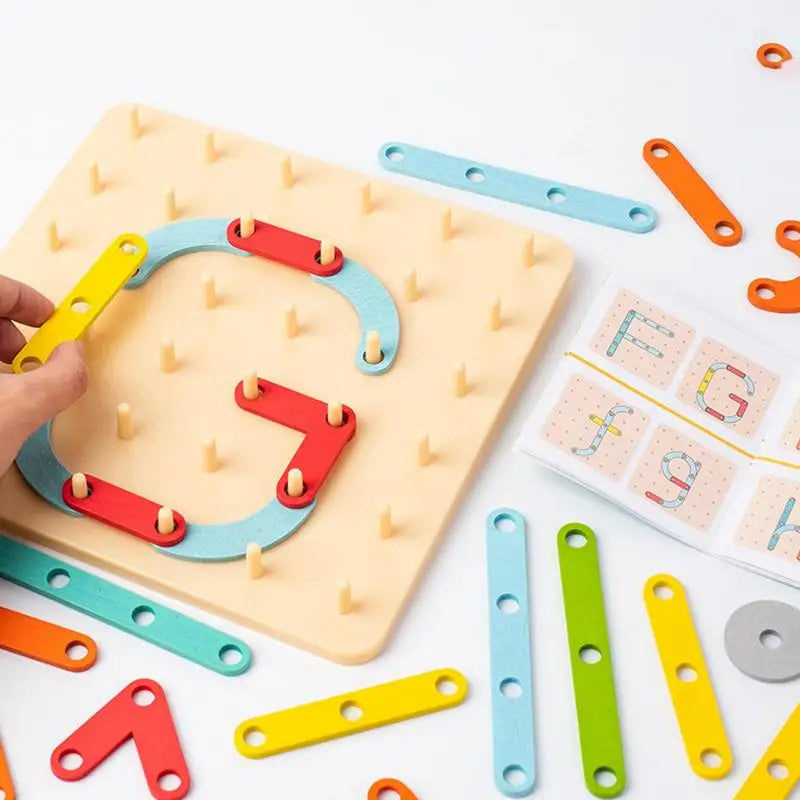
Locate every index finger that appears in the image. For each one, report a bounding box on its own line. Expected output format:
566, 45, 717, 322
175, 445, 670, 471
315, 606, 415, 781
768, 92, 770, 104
0, 275, 54, 326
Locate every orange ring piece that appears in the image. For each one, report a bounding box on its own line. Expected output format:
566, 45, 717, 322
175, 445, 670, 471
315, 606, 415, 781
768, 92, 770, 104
0, 606, 97, 672
747, 220, 800, 313
0, 741, 15, 800
757, 42, 792, 69
368, 778, 418, 800
643, 138, 742, 246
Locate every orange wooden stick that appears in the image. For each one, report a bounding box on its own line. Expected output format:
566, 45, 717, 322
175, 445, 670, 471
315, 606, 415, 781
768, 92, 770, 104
0, 741, 15, 800
747, 221, 800, 313
643, 138, 742, 246
368, 778, 418, 800
0, 607, 97, 672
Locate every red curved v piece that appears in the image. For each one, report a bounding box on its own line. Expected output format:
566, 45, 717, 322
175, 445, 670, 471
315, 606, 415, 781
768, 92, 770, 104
51, 679, 190, 800
235, 378, 357, 509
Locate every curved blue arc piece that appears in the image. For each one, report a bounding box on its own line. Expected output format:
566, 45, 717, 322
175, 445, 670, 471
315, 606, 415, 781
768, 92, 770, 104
14, 423, 314, 561
314, 258, 399, 375
379, 141, 657, 234
127, 220, 399, 375
125, 218, 247, 289
15, 422, 78, 516
156, 498, 315, 562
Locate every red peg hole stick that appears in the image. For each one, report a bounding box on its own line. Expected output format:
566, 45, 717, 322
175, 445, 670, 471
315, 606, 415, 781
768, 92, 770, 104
51, 678, 190, 800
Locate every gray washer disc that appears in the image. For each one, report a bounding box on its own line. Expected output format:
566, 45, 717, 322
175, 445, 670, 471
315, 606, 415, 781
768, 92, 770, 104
725, 600, 800, 683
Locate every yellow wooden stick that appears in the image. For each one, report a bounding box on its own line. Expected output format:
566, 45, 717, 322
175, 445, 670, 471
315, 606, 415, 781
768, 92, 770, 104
644, 574, 732, 780
234, 669, 467, 758
734, 703, 800, 799
12, 234, 147, 373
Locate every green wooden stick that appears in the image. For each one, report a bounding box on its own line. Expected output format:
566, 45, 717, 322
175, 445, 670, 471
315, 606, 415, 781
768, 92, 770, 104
557, 522, 626, 797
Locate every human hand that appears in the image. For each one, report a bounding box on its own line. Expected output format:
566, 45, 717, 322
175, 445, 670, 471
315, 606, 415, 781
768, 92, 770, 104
0, 276, 87, 476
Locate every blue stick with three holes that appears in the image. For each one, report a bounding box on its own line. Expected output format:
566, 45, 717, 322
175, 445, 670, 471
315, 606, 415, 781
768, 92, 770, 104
486, 508, 536, 797
379, 142, 656, 234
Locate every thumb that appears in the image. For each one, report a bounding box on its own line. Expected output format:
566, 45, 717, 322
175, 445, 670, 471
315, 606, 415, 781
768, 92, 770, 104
11, 341, 88, 440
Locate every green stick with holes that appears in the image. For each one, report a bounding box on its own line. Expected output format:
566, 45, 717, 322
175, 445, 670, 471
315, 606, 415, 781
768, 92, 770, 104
557, 522, 626, 798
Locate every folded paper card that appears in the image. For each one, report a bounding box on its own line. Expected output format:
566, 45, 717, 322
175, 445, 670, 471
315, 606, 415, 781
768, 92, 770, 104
516, 279, 800, 587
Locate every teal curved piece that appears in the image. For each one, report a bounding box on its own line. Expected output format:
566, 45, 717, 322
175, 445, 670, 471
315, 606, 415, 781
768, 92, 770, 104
314, 258, 399, 374
125, 218, 247, 289
156, 498, 315, 562
15, 422, 78, 516
14, 424, 315, 562
126, 218, 399, 375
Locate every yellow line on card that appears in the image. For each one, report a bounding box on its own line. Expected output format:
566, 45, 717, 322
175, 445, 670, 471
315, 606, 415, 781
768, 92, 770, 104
12, 234, 147, 373
588, 414, 622, 436
644, 574, 732, 780
233, 668, 468, 758
734, 703, 800, 799
566, 351, 800, 470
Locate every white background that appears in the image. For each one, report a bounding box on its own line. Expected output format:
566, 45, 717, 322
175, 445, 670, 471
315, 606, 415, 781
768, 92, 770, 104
1, 1, 800, 798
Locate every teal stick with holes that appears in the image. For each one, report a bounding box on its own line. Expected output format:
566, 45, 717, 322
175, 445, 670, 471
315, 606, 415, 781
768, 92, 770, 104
0, 535, 252, 676
378, 142, 657, 234
486, 508, 535, 797
557, 523, 626, 798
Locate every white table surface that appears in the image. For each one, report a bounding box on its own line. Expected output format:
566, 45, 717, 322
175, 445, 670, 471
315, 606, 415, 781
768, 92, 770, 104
1, 1, 800, 797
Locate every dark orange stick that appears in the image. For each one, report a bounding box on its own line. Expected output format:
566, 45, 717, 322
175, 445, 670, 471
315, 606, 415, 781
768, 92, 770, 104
748, 221, 800, 313
368, 778, 418, 800
0, 741, 14, 800
0, 607, 97, 672
643, 139, 742, 246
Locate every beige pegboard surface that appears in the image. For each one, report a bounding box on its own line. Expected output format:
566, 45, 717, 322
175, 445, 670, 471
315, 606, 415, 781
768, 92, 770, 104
0, 105, 572, 663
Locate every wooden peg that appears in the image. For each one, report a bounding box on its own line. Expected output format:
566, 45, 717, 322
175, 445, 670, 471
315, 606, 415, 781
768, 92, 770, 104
157, 507, 175, 535
326, 401, 343, 427
246, 542, 263, 579
418, 433, 432, 466
365, 330, 382, 364
47, 220, 61, 252
283, 304, 299, 338
165, 186, 178, 221
160, 338, 176, 373
239, 213, 255, 238
319, 241, 335, 266
243, 371, 259, 400
441, 207, 453, 240
338, 581, 352, 615
116, 402, 134, 440
361, 181, 373, 214
204, 131, 217, 163
522, 234, 535, 268
379, 505, 392, 539
404, 270, 419, 302
453, 362, 467, 397
129, 105, 141, 139
202, 275, 217, 309
287, 468, 304, 498
280, 155, 293, 188
202, 438, 219, 472
71, 472, 89, 500
489, 298, 502, 331
89, 161, 102, 195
